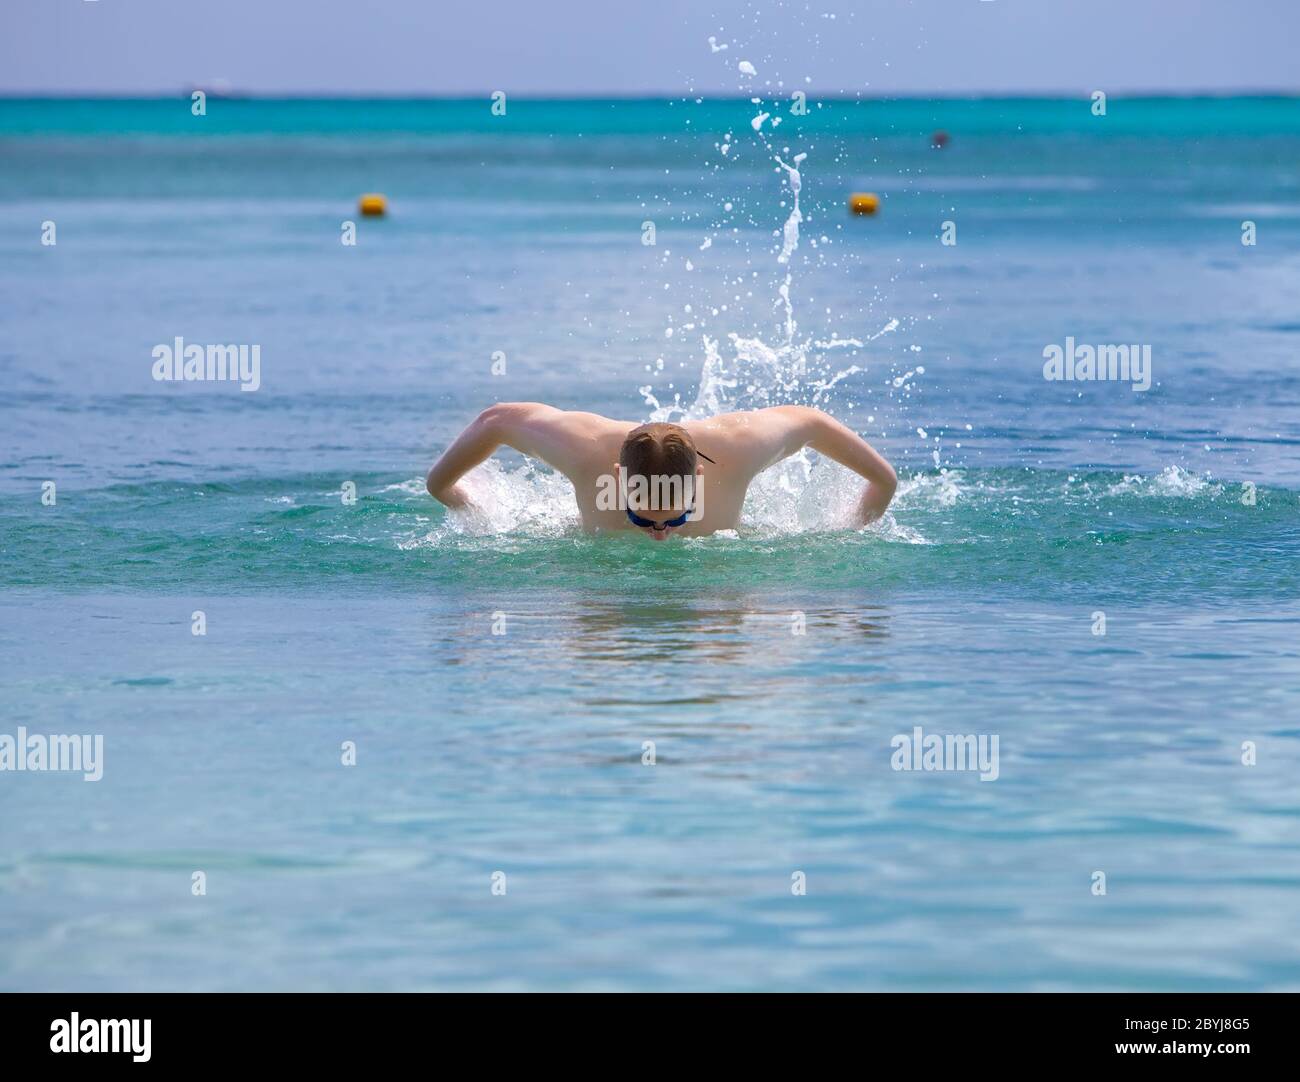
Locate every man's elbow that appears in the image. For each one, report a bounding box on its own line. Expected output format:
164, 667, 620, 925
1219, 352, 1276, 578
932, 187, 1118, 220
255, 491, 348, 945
874, 462, 899, 514
476, 401, 537, 436
426, 465, 456, 503
475, 402, 512, 431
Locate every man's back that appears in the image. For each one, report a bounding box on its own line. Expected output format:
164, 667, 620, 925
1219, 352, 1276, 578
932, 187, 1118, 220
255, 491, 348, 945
426, 403, 897, 536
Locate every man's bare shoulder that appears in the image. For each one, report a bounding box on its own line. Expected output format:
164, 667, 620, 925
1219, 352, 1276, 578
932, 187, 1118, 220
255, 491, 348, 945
683, 407, 821, 473
486, 403, 629, 436
486, 403, 631, 442
554, 409, 636, 434
683, 406, 809, 439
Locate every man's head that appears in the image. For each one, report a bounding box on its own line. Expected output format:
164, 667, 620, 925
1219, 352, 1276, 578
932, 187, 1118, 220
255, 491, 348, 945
618, 422, 704, 541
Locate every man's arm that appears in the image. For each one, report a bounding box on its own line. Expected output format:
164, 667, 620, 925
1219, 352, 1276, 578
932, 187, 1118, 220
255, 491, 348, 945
425, 402, 596, 508
734, 405, 898, 524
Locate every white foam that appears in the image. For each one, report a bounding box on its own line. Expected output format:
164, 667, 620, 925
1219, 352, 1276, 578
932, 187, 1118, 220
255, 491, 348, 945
896, 469, 965, 509
414, 458, 580, 542
1106, 465, 1222, 499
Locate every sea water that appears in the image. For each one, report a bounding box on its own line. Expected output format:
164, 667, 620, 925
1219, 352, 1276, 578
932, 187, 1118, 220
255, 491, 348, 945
1, 97, 1299, 990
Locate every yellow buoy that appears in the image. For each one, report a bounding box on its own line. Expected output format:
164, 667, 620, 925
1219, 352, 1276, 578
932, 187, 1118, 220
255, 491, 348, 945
849, 192, 880, 216
358, 193, 388, 217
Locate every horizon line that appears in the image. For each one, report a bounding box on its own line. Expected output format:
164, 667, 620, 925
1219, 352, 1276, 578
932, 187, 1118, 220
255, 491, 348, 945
2, 89, 1299, 102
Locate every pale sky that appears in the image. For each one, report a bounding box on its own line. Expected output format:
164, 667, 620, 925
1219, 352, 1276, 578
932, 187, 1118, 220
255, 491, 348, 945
3, 0, 1297, 96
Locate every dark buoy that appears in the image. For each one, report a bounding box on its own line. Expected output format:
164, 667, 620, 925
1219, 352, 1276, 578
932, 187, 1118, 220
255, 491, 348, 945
931, 130, 950, 149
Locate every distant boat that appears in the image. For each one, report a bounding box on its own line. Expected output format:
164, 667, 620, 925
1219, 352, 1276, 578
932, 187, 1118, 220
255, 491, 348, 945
185, 79, 247, 100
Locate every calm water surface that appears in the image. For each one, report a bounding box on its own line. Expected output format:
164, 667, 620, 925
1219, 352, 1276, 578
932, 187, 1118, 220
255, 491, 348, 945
1, 98, 1299, 990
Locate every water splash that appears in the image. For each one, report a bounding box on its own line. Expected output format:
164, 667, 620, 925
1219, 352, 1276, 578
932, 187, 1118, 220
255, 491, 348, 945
447, 66, 908, 539
1105, 465, 1222, 499
775, 153, 805, 264
414, 459, 580, 542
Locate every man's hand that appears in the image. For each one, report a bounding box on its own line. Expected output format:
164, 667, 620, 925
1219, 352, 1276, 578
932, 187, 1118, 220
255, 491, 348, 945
430, 481, 473, 510
753, 405, 898, 524
852, 474, 898, 526
425, 406, 508, 508
425, 403, 602, 509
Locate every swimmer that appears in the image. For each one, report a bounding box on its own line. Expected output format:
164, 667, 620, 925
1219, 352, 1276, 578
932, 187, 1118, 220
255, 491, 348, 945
426, 404, 897, 539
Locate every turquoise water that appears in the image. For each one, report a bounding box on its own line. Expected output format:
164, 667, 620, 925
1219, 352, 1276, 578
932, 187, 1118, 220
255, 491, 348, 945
2, 98, 1300, 991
